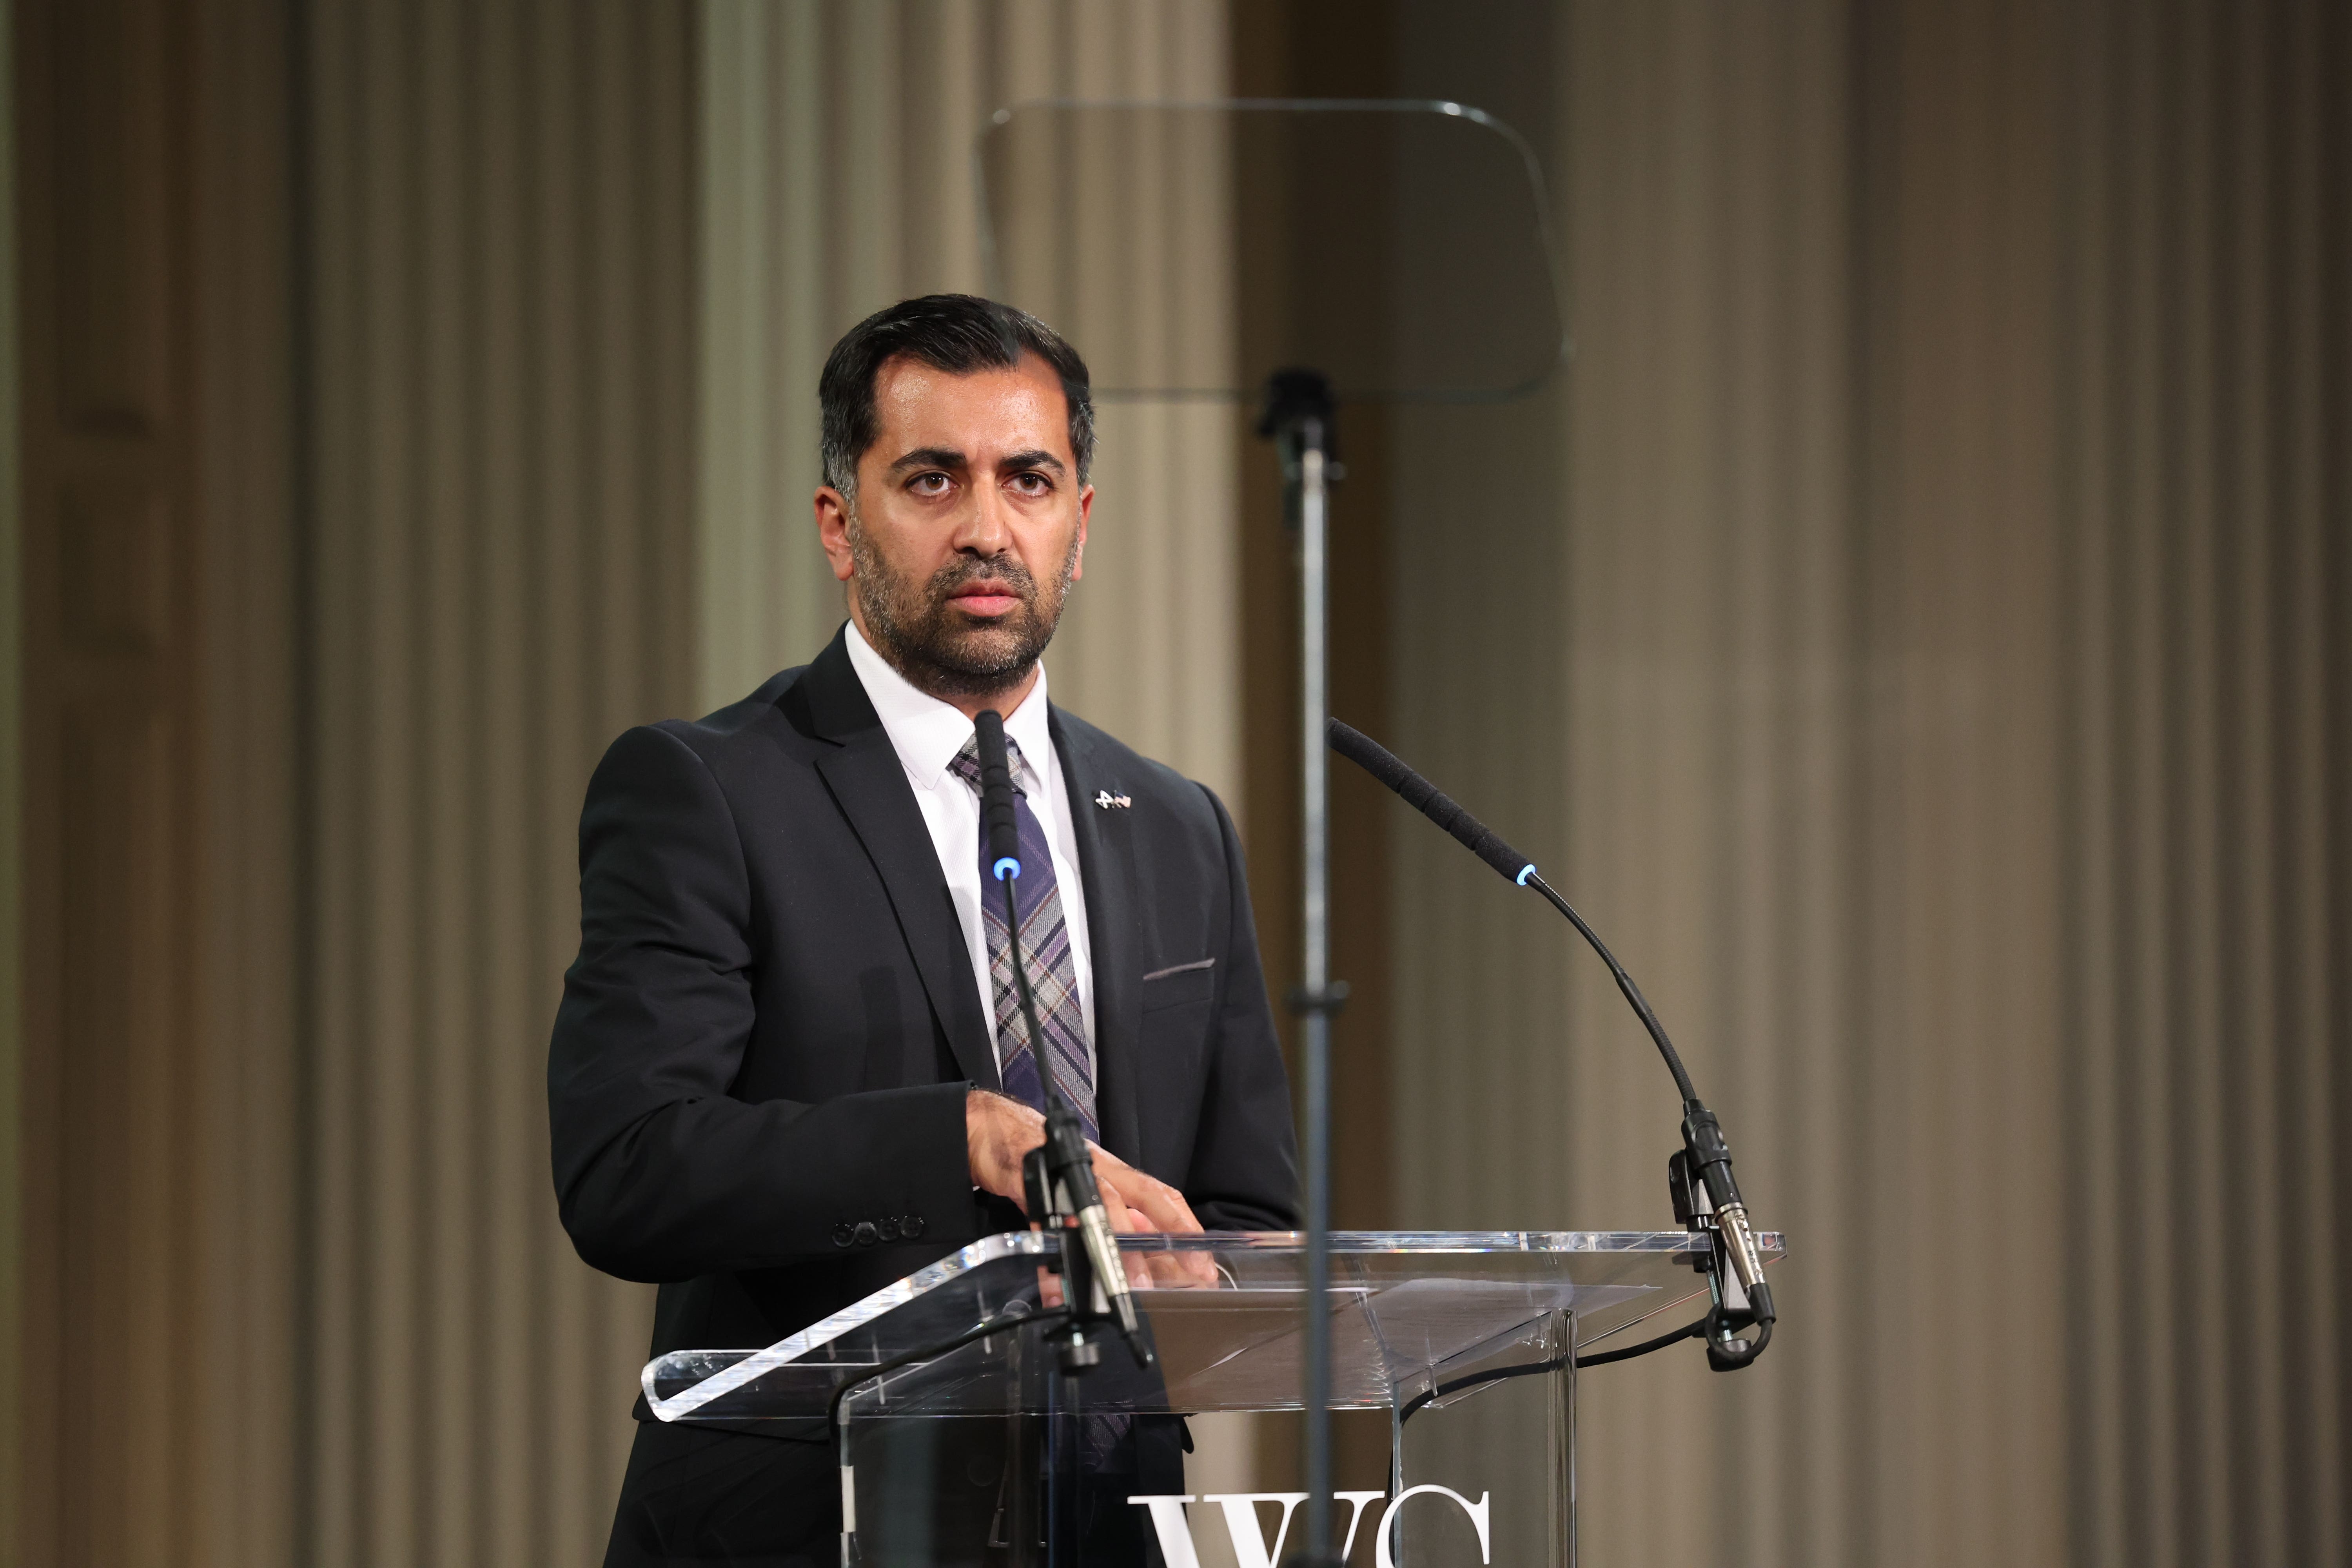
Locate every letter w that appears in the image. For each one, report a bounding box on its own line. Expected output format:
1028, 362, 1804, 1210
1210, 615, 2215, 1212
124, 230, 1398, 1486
1127, 1493, 1309, 1568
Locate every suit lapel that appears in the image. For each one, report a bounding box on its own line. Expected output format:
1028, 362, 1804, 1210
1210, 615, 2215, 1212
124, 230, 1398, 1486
1052, 708, 1145, 1164
802, 630, 999, 1092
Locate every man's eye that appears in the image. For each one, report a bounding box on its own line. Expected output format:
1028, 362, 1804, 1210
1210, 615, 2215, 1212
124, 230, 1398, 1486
1010, 472, 1051, 495
910, 473, 950, 495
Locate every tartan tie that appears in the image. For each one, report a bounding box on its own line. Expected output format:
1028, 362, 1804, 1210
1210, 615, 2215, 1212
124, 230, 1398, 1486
949, 733, 1097, 1140
953, 733, 1130, 1461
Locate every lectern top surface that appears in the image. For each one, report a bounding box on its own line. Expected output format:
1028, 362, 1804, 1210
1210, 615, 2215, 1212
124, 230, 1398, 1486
644, 1229, 1784, 1424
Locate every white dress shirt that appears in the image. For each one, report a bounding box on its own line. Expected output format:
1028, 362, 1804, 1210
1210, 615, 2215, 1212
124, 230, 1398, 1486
842, 620, 1097, 1074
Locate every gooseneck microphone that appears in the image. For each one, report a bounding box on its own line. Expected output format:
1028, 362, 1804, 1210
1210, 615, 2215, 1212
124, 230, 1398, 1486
973, 710, 1151, 1369
1326, 716, 1536, 887
976, 710, 1023, 883
1327, 718, 1775, 1368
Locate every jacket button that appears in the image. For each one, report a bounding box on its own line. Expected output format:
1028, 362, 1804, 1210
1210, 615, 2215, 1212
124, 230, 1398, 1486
854, 1220, 879, 1247
833, 1223, 855, 1248
901, 1214, 925, 1239
877, 1217, 900, 1243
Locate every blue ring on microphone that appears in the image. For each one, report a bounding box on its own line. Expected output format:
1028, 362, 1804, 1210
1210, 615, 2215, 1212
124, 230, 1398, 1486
993, 856, 1022, 882
1515, 864, 1537, 886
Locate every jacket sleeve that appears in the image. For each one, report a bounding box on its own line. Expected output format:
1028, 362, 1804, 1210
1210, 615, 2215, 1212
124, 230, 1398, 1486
1181, 784, 1303, 1232
547, 724, 980, 1284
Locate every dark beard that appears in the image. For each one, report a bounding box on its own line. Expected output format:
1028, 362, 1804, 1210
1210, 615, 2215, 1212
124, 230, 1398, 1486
849, 513, 1078, 702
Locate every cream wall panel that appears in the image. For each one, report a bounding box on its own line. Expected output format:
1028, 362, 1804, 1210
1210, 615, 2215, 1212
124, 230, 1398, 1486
695, 0, 1240, 805
11, 2, 309, 1561
298, 4, 691, 1561
11, 1, 219, 1560
0, 3, 23, 1556
192, 2, 301, 1563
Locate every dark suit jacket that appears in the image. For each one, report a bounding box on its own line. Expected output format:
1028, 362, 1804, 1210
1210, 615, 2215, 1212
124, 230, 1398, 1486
548, 627, 1300, 1410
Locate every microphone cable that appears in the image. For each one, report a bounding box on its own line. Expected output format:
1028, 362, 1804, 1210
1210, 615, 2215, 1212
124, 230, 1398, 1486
1395, 1312, 1713, 1427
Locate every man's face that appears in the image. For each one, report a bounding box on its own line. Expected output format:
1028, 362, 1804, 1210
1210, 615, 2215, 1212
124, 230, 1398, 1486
816, 352, 1092, 704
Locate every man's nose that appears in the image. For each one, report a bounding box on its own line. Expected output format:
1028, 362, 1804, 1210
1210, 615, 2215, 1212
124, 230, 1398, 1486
953, 475, 1013, 556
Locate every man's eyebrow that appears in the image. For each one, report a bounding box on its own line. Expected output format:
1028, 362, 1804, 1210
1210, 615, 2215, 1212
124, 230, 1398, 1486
887, 446, 967, 474
999, 448, 1067, 475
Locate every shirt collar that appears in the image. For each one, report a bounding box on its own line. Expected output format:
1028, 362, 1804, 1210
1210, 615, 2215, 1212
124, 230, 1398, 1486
842, 618, 1053, 795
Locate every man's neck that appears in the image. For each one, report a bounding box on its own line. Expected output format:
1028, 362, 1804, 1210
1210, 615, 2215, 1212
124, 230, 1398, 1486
849, 605, 1042, 722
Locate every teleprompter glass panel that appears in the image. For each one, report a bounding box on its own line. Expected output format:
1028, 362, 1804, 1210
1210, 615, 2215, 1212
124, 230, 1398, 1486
978, 100, 1569, 402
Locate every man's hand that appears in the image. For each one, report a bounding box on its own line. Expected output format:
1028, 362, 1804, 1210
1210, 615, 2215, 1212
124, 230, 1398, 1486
967, 1089, 1218, 1294
1094, 1146, 1218, 1289
967, 1088, 1051, 1207
965, 1089, 1207, 1233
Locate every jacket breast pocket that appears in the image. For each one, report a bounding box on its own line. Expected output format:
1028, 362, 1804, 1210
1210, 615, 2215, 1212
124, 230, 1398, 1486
1139, 958, 1216, 1014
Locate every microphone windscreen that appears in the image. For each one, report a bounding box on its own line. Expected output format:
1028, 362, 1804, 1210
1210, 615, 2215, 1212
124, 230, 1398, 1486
1327, 718, 1533, 885
973, 710, 1020, 866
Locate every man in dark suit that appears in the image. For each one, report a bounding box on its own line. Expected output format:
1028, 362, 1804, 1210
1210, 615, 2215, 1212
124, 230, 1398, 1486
550, 295, 1299, 1566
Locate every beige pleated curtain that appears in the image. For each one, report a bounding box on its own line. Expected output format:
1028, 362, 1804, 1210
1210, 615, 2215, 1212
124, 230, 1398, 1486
300, 0, 1243, 1560
1390, 4, 2349, 1567
6, 2, 2344, 1565
695, 0, 1243, 805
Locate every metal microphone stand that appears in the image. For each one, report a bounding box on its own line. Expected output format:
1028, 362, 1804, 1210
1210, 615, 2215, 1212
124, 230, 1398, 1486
1258, 367, 1348, 1566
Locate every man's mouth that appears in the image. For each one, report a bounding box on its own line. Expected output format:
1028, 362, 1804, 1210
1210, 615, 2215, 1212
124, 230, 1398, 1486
947, 581, 1023, 618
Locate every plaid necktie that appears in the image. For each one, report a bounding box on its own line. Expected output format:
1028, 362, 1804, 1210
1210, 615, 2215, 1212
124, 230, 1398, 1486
949, 732, 1097, 1140
953, 733, 1131, 1462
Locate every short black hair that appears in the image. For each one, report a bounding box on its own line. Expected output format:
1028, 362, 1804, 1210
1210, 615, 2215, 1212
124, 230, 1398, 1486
817, 294, 1095, 498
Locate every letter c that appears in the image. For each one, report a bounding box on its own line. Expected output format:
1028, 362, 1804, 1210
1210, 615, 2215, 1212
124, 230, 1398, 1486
1375, 1484, 1492, 1568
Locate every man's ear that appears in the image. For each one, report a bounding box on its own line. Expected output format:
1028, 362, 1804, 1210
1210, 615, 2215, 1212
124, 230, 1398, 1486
1070, 484, 1093, 582
815, 486, 857, 584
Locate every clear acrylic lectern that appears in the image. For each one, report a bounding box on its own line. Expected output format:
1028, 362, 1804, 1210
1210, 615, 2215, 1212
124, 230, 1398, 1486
644, 1229, 1783, 1566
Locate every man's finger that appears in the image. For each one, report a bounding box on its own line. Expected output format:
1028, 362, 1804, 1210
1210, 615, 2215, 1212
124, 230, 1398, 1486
1090, 1175, 1160, 1288
1094, 1174, 1141, 1232
1088, 1147, 1205, 1234
1142, 1248, 1220, 1289
1133, 1175, 1206, 1233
